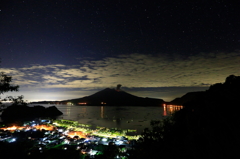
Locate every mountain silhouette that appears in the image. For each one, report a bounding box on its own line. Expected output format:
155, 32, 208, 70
170, 74, 240, 106
65, 88, 164, 106
164, 75, 240, 158
170, 91, 205, 105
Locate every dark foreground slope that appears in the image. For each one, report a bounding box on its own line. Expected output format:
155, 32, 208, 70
66, 88, 164, 106
131, 75, 240, 159
1, 105, 63, 122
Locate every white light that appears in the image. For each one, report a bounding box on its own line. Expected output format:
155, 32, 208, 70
90, 150, 98, 155
102, 138, 107, 142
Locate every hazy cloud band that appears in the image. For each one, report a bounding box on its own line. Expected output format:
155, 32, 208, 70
2, 51, 239, 89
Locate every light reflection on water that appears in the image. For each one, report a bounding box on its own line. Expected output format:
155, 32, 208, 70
163, 104, 183, 116
47, 104, 183, 134
2, 104, 183, 134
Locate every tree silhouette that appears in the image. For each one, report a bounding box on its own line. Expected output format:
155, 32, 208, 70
0, 72, 19, 94
0, 59, 19, 105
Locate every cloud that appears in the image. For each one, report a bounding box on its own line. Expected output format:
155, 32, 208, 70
2, 51, 240, 91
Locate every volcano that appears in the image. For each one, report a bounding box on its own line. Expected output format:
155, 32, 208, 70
65, 88, 164, 106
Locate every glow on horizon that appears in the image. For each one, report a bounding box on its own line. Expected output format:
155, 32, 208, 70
1, 86, 209, 102
1, 52, 238, 102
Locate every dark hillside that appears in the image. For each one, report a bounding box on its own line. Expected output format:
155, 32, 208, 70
133, 75, 240, 159
170, 91, 205, 105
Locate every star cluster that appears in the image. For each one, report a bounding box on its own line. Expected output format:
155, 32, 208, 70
0, 1, 239, 101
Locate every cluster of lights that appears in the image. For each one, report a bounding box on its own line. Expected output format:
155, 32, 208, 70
0, 119, 137, 158
0, 125, 56, 131
163, 104, 183, 115
66, 131, 86, 138
34, 125, 55, 131
78, 102, 87, 105
1, 126, 25, 131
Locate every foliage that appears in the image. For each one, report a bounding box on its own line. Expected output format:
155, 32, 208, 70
0, 72, 19, 95
0, 60, 27, 106
4, 95, 27, 106
53, 119, 141, 140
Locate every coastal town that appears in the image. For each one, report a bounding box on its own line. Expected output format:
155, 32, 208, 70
0, 118, 140, 158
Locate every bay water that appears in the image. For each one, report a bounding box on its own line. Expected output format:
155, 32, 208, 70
1, 104, 182, 135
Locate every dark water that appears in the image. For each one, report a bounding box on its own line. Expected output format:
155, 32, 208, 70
58, 105, 164, 133
1, 104, 182, 134
40, 104, 183, 134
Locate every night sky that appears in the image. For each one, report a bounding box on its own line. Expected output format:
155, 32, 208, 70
1, 0, 240, 102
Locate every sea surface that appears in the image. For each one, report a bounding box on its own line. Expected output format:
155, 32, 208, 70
1, 104, 182, 135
